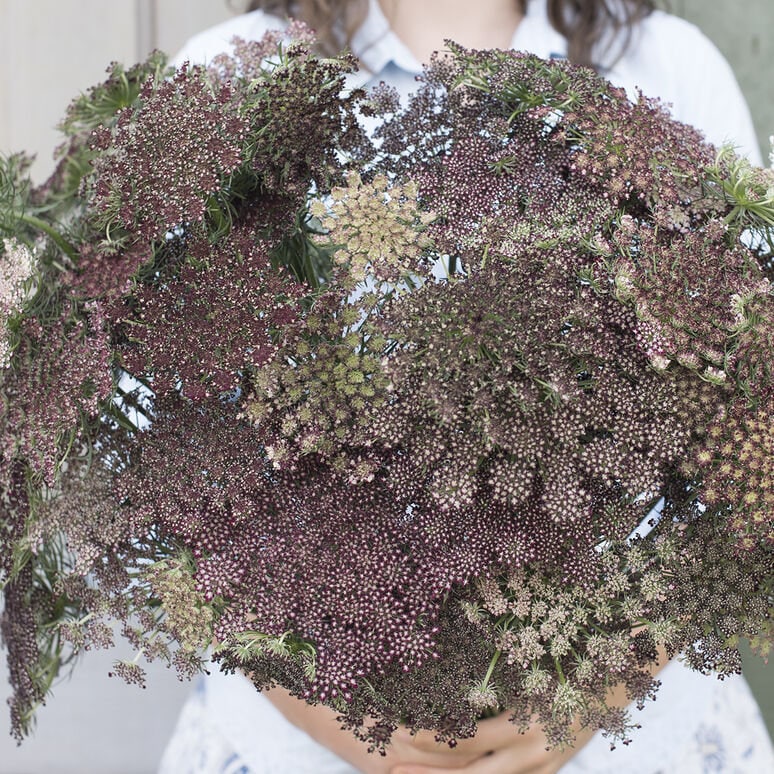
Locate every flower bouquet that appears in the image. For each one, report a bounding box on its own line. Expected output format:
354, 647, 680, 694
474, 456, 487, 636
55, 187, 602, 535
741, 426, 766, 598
1, 25, 773, 752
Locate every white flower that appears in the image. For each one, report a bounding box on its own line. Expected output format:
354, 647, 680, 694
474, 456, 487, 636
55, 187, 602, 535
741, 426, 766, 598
0, 238, 36, 368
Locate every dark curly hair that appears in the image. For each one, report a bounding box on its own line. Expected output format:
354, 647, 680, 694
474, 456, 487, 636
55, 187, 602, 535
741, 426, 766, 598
241, 0, 657, 68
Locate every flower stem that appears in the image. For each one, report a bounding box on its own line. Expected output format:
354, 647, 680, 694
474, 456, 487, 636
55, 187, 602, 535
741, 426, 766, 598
481, 648, 502, 690
19, 214, 77, 262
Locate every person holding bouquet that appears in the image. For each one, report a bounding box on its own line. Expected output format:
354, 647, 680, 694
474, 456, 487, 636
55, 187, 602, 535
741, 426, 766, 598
148, 1, 774, 772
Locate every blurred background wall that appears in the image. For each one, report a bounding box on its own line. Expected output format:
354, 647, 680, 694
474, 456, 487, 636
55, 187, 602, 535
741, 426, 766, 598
0, 0, 236, 182
673, 0, 773, 162
0, 1, 772, 772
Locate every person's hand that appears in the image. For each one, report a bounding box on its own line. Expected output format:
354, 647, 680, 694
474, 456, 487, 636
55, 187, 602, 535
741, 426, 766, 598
388, 712, 591, 774
264, 686, 589, 774
388, 643, 672, 774
263, 644, 670, 774
264, 685, 481, 773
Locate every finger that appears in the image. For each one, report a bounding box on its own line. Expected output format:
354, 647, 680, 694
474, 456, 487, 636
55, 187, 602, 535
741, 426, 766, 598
390, 741, 567, 774
385, 741, 481, 770
412, 713, 547, 758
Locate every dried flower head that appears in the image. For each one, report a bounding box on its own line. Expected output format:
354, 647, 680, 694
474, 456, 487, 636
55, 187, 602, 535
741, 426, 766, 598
313, 171, 435, 285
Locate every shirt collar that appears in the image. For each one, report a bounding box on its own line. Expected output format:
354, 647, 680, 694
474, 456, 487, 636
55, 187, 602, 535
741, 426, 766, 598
349, 0, 568, 87
350, 0, 421, 81
512, 0, 568, 60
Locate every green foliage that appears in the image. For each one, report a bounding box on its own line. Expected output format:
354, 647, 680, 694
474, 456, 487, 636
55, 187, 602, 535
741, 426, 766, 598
59, 53, 170, 137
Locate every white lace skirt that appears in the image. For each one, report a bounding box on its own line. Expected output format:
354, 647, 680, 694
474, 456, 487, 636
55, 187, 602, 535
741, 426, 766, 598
158, 660, 774, 774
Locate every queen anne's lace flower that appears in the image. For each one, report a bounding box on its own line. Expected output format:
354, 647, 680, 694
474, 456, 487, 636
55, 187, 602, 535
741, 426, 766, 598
0, 238, 35, 368
2, 34, 774, 750
313, 171, 435, 285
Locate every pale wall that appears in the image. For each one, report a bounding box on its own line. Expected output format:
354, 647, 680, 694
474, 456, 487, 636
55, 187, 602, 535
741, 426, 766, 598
673, 0, 773, 161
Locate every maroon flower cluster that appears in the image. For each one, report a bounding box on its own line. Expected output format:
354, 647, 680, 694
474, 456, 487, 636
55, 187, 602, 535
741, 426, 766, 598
696, 392, 774, 549
1, 36, 773, 750
87, 65, 247, 243
2, 307, 112, 483
116, 221, 302, 401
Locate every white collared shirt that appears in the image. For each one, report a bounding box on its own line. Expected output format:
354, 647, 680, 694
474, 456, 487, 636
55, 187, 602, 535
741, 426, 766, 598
173, 0, 761, 162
